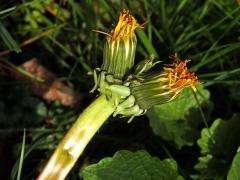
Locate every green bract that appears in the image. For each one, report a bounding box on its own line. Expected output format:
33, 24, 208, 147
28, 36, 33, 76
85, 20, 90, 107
130, 72, 180, 109
102, 34, 137, 79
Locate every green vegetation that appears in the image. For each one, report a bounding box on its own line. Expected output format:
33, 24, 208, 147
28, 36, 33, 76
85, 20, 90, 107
0, 0, 239, 179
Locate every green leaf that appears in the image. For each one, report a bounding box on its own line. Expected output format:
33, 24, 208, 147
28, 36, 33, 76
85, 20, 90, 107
147, 85, 210, 148
195, 114, 240, 179
81, 150, 183, 180
227, 147, 240, 180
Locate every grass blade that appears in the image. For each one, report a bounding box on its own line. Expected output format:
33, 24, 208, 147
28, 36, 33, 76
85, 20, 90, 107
17, 129, 26, 180
136, 29, 158, 57
191, 42, 240, 71
0, 21, 21, 53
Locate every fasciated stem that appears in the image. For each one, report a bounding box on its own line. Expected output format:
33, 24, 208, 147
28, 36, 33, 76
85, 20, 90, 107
37, 95, 115, 180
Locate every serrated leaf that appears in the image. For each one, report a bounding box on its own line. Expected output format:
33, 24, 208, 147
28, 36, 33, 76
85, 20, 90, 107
81, 150, 183, 180
147, 85, 210, 148
195, 114, 240, 179
227, 147, 240, 180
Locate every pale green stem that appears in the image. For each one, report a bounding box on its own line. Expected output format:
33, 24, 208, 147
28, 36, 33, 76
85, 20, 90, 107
37, 95, 115, 180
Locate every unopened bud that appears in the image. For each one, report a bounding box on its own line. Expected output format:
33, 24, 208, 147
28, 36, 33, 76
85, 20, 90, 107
102, 10, 144, 78
130, 54, 200, 109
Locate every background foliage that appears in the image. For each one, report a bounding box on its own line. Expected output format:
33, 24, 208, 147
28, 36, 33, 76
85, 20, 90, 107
0, 0, 240, 179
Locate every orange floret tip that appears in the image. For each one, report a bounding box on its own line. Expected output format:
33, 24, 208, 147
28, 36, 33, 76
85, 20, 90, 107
92, 10, 145, 40
163, 53, 200, 91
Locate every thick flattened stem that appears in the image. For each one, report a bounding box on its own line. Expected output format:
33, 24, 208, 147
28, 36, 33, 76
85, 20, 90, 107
37, 95, 115, 180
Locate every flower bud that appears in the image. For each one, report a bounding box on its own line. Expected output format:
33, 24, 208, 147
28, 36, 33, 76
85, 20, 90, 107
102, 10, 144, 79
130, 54, 200, 109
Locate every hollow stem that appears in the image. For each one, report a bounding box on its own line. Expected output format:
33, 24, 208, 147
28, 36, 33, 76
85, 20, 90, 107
37, 95, 115, 180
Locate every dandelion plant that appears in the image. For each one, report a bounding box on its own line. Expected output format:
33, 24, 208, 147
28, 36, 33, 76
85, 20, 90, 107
37, 10, 199, 180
